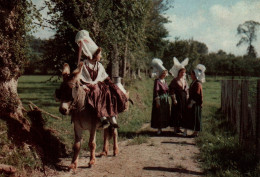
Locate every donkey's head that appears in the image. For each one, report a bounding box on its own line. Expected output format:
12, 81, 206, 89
55, 63, 84, 115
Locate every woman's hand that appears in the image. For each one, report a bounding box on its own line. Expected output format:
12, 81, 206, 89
188, 103, 193, 109
188, 100, 196, 109
156, 102, 160, 108
88, 84, 97, 90
82, 85, 90, 93
171, 94, 178, 105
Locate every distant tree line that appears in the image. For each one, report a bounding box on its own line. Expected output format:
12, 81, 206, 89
25, 37, 260, 77
23, 3, 260, 78
161, 38, 260, 77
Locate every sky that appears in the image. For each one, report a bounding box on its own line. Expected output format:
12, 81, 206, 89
32, 0, 260, 56
164, 0, 260, 56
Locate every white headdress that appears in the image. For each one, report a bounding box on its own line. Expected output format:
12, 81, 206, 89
193, 64, 206, 83
151, 58, 167, 78
75, 30, 99, 60
169, 57, 189, 78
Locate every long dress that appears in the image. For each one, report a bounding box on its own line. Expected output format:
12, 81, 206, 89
82, 60, 128, 118
151, 79, 171, 129
169, 78, 189, 128
183, 80, 203, 131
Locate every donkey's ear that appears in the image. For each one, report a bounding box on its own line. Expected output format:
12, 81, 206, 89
62, 63, 70, 76
73, 62, 84, 77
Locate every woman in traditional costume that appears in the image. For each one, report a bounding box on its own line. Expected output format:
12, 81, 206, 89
169, 57, 189, 134
75, 30, 128, 128
183, 64, 206, 136
150, 58, 171, 135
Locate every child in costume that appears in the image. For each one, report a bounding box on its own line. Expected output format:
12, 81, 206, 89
75, 30, 128, 128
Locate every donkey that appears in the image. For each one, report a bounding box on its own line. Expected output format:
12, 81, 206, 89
55, 62, 125, 170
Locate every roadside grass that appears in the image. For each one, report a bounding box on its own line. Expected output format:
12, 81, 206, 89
117, 78, 154, 140
127, 135, 149, 146
196, 76, 260, 176
0, 118, 42, 177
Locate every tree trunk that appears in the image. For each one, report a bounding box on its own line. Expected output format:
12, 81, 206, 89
0, 1, 30, 130
137, 68, 141, 79
111, 43, 119, 78
0, 78, 23, 119
131, 69, 136, 79
122, 43, 128, 78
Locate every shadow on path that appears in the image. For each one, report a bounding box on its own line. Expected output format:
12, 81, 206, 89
143, 166, 205, 176
118, 130, 186, 139
161, 141, 196, 146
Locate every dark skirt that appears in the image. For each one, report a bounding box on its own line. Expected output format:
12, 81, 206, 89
170, 90, 187, 127
151, 94, 171, 129
85, 80, 128, 118
183, 104, 202, 131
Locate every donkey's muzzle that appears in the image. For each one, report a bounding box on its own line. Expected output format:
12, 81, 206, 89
59, 107, 68, 115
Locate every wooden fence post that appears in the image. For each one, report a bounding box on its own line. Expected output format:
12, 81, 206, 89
240, 80, 249, 144
236, 80, 241, 135
229, 80, 233, 123
256, 80, 260, 159
232, 80, 239, 129
221, 80, 223, 112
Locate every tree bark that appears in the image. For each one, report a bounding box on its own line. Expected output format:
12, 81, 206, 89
131, 69, 136, 79
0, 1, 30, 131
0, 78, 23, 118
111, 43, 119, 78
122, 43, 128, 78
137, 68, 141, 79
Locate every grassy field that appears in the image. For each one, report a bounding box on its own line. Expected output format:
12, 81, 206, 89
1, 75, 259, 176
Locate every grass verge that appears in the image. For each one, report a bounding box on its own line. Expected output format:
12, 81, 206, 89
196, 77, 260, 176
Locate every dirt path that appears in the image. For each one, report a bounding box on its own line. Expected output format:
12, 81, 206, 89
52, 125, 204, 177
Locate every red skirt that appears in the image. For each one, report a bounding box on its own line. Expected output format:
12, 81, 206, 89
85, 78, 128, 118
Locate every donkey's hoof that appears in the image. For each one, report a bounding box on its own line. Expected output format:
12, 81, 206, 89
99, 151, 108, 157
88, 159, 95, 167
68, 162, 77, 171
113, 149, 119, 156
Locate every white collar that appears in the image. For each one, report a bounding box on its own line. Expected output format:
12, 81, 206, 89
159, 79, 165, 84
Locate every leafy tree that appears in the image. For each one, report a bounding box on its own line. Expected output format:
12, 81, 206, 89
145, 0, 169, 58
162, 39, 208, 72
42, 0, 171, 79
0, 0, 40, 118
237, 20, 260, 58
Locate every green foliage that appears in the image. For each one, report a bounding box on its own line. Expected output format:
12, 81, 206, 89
200, 51, 260, 77
145, 0, 169, 58
41, 0, 170, 75
162, 39, 208, 71
24, 36, 50, 74
0, 0, 41, 81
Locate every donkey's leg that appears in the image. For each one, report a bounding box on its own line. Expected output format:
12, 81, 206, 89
69, 122, 83, 170
88, 128, 96, 166
113, 128, 119, 156
100, 128, 109, 156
